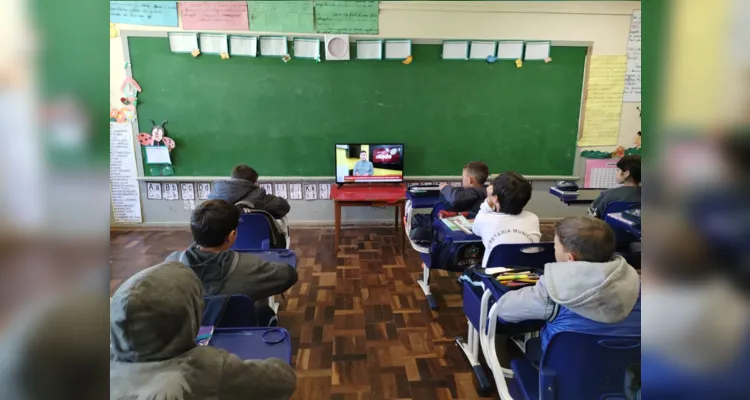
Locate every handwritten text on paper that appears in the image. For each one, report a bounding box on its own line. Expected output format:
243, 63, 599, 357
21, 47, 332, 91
623, 10, 641, 102
110, 1, 179, 27
179, 1, 249, 31
579, 56, 627, 147
315, 1, 379, 34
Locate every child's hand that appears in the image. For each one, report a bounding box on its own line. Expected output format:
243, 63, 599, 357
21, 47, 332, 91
486, 185, 493, 199
439, 183, 448, 190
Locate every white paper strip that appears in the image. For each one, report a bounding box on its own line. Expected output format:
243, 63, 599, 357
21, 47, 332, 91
469, 41, 496, 60
496, 41, 524, 60
168, 32, 198, 53
293, 38, 320, 59
357, 40, 382, 60
623, 10, 641, 102
229, 36, 257, 57
260, 36, 288, 56
524, 41, 551, 60
110, 122, 142, 223
442, 41, 469, 60
384, 40, 411, 59
199, 33, 228, 54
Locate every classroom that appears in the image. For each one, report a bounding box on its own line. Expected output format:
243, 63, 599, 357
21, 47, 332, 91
110, 1, 642, 399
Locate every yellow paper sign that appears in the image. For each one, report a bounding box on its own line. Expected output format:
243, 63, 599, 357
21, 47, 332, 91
578, 55, 627, 146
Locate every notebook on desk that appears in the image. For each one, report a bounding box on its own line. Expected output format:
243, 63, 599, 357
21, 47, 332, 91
441, 215, 474, 234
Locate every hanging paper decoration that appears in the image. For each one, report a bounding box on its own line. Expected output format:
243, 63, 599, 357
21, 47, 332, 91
486, 55, 498, 63
402, 55, 413, 65
192, 49, 201, 58
282, 54, 291, 63
220, 52, 230, 60
515, 59, 523, 68
544, 57, 552, 63
136, 120, 176, 151
121, 77, 142, 103
110, 23, 119, 38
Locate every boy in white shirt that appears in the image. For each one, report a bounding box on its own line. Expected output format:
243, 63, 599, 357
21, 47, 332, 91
472, 171, 541, 268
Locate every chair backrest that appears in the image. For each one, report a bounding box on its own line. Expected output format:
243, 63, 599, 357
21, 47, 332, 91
540, 331, 641, 400
604, 202, 641, 245
604, 201, 640, 215
203, 294, 258, 328
485, 242, 556, 270
231, 212, 272, 250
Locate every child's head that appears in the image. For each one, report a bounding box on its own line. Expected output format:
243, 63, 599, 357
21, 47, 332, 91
488, 171, 531, 214
190, 199, 240, 250
462, 161, 489, 187
554, 216, 615, 263
231, 164, 259, 183
616, 155, 641, 185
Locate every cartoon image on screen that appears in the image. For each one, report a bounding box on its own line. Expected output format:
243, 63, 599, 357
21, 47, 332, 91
335, 144, 404, 184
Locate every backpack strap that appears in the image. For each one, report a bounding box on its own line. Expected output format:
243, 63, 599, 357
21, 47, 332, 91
202, 295, 232, 327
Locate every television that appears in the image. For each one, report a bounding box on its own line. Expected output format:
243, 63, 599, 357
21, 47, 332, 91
335, 144, 404, 184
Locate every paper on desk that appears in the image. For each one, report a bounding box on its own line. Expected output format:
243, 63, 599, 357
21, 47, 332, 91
578, 55, 627, 146
485, 267, 513, 275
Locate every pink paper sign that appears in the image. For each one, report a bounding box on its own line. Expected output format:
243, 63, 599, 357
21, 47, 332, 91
179, 1, 248, 31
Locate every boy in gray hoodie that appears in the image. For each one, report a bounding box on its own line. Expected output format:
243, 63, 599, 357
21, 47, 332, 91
166, 199, 298, 307
494, 216, 641, 363
110, 262, 297, 399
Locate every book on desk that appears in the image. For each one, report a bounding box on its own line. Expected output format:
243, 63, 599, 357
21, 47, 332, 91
441, 215, 474, 234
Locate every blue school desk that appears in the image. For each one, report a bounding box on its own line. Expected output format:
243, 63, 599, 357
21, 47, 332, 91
605, 212, 642, 240
210, 327, 292, 364
236, 249, 297, 313
405, 188, 441, 209
549, 186, 603, 205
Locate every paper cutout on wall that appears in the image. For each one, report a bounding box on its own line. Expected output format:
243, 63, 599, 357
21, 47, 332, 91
110, 23, 119, 38
274, 183, 288, 199
260, 183, 273, 195
180, 183, 196, 200
315, 1, 378, 34
146, 182, 162, 199
110, 1, 179, 27
138, 120, 176, 152
197, 183, 211, 200
192, 49, 201, 58
247, 1, 314, 33
179, 1, 249, 31
121, 77, 141, 105
163, 183, 179, 200
289, 183, 303, 200
319, 183, 331, 200
304, 183, 318, 200
578, 55, 627, 146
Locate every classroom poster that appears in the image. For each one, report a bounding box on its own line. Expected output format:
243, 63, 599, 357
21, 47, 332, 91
110, 122, 142, 223
623, 10, 641, 102
110, 1, 179, 27
315, 1, 379, 34
179, 1, 249, 31
578, 55, 627, 147
247, 1, 314, 33
197, 183, 211, 200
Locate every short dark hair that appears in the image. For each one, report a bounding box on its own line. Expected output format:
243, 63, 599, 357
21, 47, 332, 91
555, 216, 615, 262
490, 171, 531, 215
190, 199, 240, 247
360, 150, 367, 154
616, 155, 641, 184
231, 164, 258, 183
464, 161, 489, 185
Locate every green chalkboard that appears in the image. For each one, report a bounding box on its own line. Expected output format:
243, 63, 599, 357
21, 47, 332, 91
130, 37, 585, 176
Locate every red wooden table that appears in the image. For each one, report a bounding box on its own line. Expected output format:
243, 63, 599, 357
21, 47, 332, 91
331, 185, 407, 251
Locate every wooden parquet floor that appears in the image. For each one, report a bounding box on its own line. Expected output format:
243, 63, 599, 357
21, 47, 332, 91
110, 225, 554, 400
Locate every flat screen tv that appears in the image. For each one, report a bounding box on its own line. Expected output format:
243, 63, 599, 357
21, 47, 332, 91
335, 144, 404, 184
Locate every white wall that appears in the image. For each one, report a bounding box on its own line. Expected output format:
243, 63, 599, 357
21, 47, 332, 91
110, 1, 641, 226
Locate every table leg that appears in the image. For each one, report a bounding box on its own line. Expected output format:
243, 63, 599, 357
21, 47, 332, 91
334, 200, 341, 250
399, 201, 405, 251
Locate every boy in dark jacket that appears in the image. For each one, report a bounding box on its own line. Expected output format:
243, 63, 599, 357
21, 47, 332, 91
166, 200, 298, 309
439, 161, 489, 216
588, 155, 641, 218
110, 261, 297, 400
209, 164, 291, 219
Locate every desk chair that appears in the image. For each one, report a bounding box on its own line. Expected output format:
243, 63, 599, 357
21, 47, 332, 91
203, 295, 258, 328
485, 242, 556, 270
604, 202, 641, 245
231, 210, 290, 251
510, 332, 640, 400
403, 199, 431, 254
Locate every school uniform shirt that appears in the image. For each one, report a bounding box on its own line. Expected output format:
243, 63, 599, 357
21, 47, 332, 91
587, 185, 641, 218
472, 199, 542, 268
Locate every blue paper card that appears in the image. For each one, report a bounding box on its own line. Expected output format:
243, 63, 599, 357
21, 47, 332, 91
110, 1, 179, 27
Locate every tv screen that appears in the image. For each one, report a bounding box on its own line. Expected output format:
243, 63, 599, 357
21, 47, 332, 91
335, 144, 404, 183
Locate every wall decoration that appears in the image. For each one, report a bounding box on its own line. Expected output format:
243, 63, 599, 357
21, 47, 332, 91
289, 183, 302, 200
274, 183, 288, 199
304, 183, 318, 200
147, 182, 162, 199
163, 183, 179, 200
319, 183, 331, 200
259, 183, 273, 195
180, 183, 195, 200
197, 183, 211, 199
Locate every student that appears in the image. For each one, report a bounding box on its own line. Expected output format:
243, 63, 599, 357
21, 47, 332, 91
588, 155, 641, 218
166, 200, 298, 321
494, 216, 641, 363
110, 262, 297, 400
210, 164, 291, 219
438, 161, 490, 216
472, 171, 541, 268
